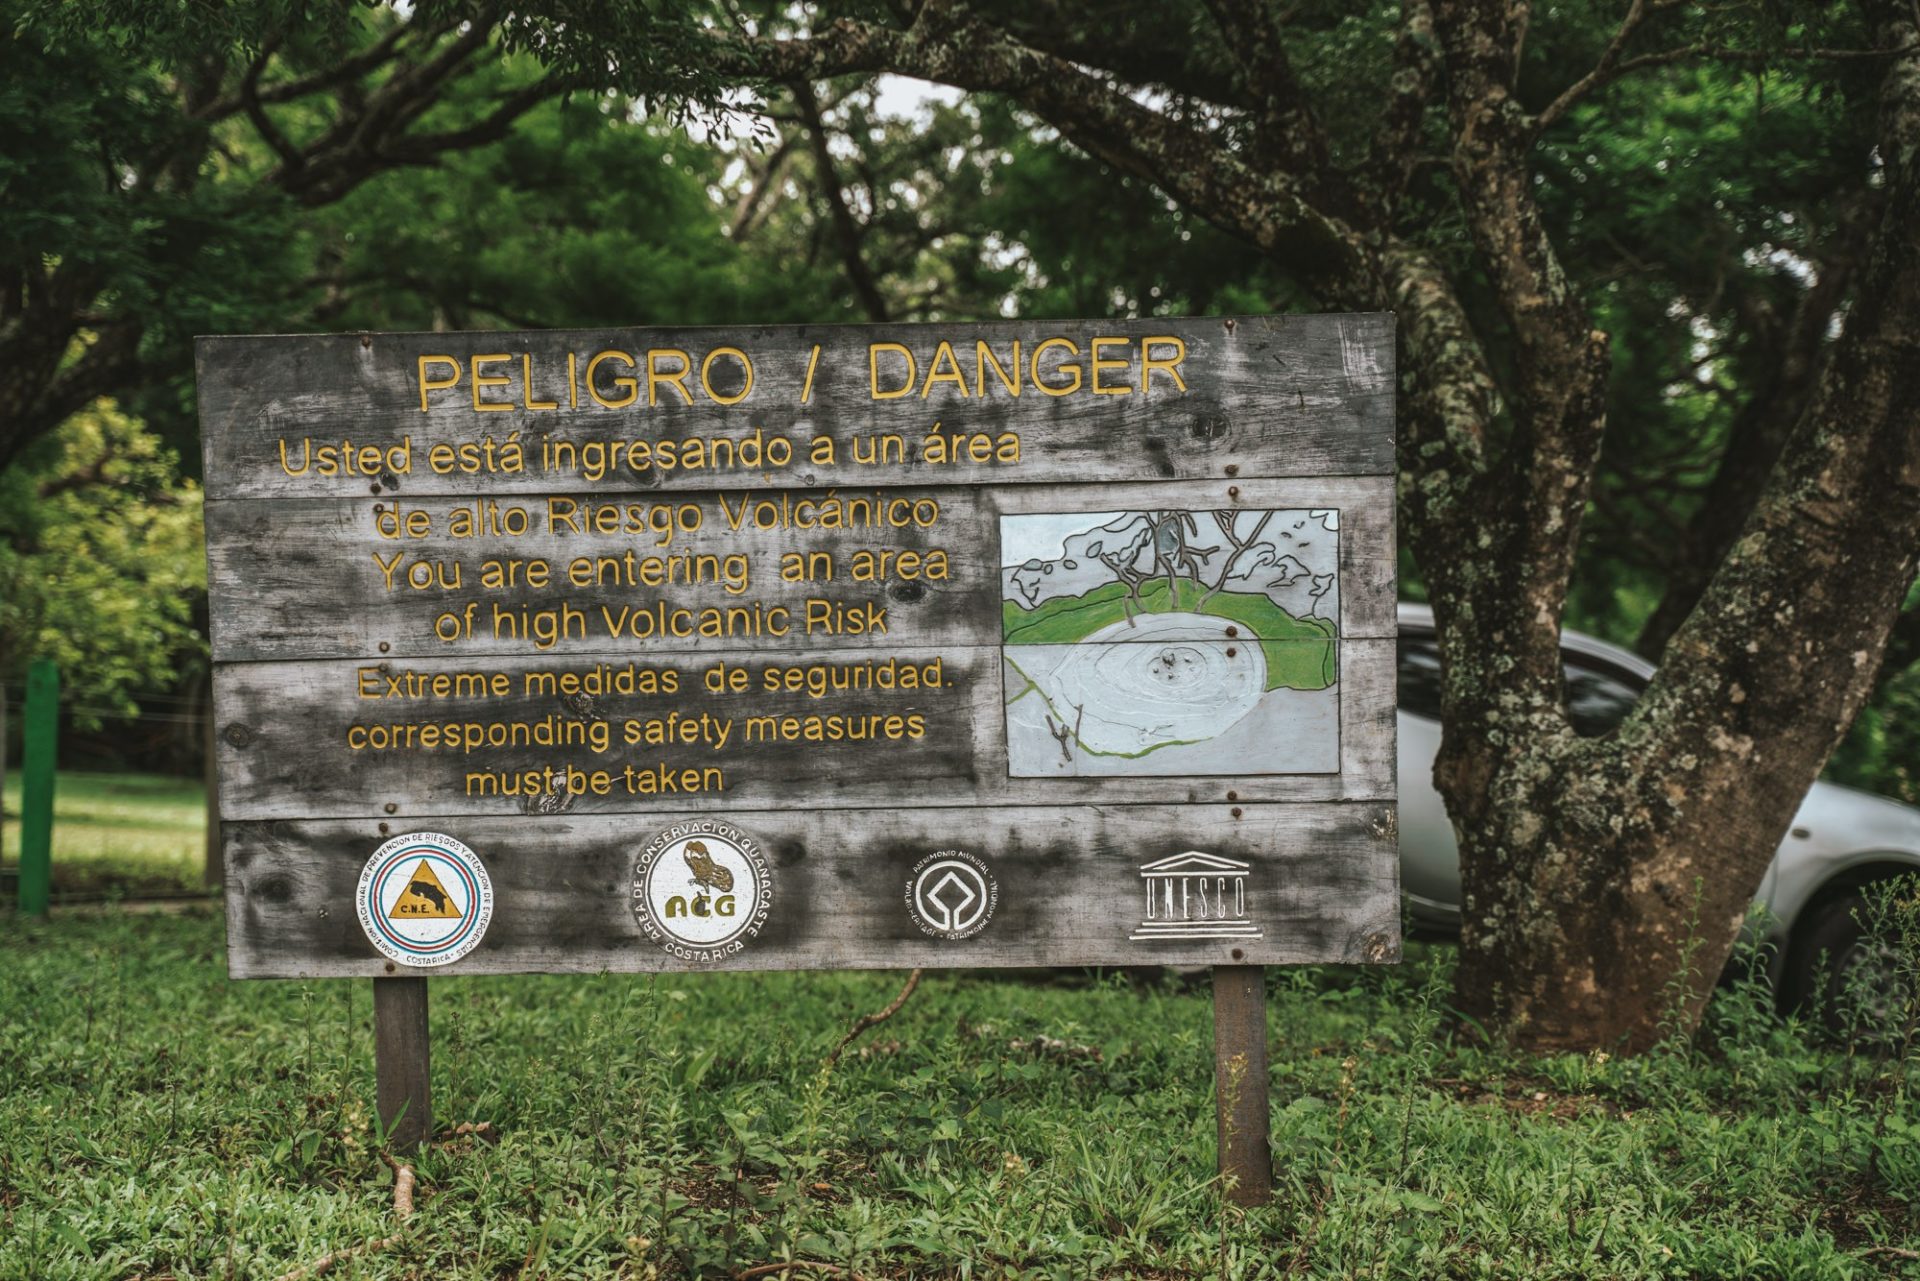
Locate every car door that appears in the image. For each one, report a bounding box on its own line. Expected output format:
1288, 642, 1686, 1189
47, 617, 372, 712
1395, 629, 1460, 929
1394, 624, 1647, 932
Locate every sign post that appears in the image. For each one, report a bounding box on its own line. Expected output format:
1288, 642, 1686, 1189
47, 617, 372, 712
196, 316, 1398, 1186
1213, 964, 1274, 1204
17, 658, 58, 918
373, 976, 431, 1152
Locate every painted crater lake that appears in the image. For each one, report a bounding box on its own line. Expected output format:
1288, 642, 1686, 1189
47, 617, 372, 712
1009, 613, 1266, 757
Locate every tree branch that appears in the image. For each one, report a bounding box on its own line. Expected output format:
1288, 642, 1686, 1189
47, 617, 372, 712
1199, 0, 1344, 204
1534, 0, 1654, 132
696, 6, 1369, 294
791, 80, 890, 321
1537, 32, 1920, 134
1361, 0, 1441, 218
1632, 0, 1920, 820
194, 19, 420, 122
379, 74, 576, 164
1427, 0, 1612, 680
728, 132, 799, 239
239, 34, 304, 172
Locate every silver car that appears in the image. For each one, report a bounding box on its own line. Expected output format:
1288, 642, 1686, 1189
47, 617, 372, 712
1396, 603, 1920, 1009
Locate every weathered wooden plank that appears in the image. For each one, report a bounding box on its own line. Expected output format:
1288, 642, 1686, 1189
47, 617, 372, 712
203, 476, 1395, 662
195, 315, 1395, 500
223, 802, 1400, 977
210, 638, 1395, 818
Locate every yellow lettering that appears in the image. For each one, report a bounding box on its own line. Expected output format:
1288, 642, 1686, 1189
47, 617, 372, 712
919, 340, 969, 398
648, 349, 694, 406
471, 354, 512, 411
976, 340, 1021, 397
417, 356, 460, 411
700, 346, 754, 405
1141, 335, 1189, 394
1031, 337, 1082, 396
1090, 336, 1132, 396
522, 353, 558, 411
869, 343, 916, 399
587, 350, 638, 408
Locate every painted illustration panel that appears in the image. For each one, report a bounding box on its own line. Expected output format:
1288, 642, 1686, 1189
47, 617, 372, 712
1000, 509, 1340, 777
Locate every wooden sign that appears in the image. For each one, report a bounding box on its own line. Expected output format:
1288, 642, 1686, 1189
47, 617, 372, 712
198, 316, 1398, 981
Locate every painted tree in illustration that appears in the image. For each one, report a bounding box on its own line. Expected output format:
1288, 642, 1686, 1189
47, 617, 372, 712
1205, 511, 1278, 606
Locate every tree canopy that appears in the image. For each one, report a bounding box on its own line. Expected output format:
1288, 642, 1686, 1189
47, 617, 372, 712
6, 0, 1918, 1049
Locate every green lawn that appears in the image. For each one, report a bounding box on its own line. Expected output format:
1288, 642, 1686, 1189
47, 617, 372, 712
1, 915, 1915, 1279
1, 770, 208, 898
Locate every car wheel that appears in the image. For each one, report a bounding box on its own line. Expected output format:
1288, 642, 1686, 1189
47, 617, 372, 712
1785, 892, 1912, 1039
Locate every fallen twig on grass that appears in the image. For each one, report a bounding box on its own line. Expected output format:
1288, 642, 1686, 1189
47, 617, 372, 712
272, 1232, 402, 1281
270, 1158, 415, 1280
823, 968, 921, 1069
1859, 1244, 1920, 1261
389, 1156, 416, 1219
737, 1262, 864, 1280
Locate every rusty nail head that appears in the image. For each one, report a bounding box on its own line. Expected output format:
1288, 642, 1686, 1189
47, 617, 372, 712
1228, 485, 1240, 499
1226, 625, 1239, 638
1225, 463, 1240, 477
1223, 318, 1236, 333
378, 822, 390, 834
384, 802, 398, 815
1231, 806, 1243, 819
1231, 948, 1245, 961
378, 642, 391, 653
1226, 647, 1237, 657
384, 961, 396, 973
372, 503, 384, 513
1227, 790, 1239, 802
369, 482, 381, 494
361, 334, 373, 349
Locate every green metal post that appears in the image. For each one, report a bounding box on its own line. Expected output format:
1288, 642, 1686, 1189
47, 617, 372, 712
17, 659, 57, 916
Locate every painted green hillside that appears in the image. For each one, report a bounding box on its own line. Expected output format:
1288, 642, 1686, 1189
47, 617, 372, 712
1002, 579, 1337, 690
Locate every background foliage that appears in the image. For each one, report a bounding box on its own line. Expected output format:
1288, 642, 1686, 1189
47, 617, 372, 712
1, 0, 1914, 805
0, 407, 203, 722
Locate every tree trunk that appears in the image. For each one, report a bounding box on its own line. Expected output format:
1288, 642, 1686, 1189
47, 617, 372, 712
1444, 0, 1920, 1047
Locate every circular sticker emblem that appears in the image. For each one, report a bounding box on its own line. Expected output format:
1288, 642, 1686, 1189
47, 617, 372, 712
356, 831, 494, 968
906, 849, 997, 940
631, 819, 772, 962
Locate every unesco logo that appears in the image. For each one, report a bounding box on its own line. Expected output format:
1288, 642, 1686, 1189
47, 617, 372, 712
905, 849, 997, 940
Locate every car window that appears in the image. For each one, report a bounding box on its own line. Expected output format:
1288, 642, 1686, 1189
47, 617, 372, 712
1396, 635, 1445, 722
1565, 655, 1643, 737
1397, 632, 1644, 736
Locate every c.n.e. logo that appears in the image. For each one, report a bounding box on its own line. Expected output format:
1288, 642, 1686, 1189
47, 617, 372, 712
389, 860, 463, 919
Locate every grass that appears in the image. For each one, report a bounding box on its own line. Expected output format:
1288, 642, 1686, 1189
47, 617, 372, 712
0, 770, 208, 898
2, 914, 1917, 1279
1002, 579, 1337, 690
